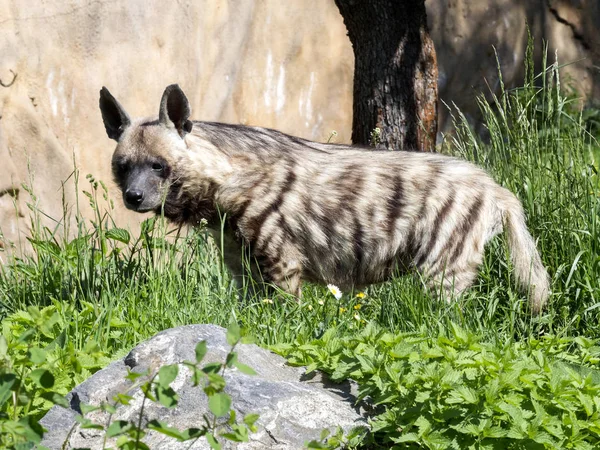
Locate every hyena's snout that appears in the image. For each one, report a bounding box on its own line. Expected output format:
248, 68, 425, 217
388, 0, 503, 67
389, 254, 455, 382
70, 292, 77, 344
119, 168, 165, 213
124, 188, 144, 209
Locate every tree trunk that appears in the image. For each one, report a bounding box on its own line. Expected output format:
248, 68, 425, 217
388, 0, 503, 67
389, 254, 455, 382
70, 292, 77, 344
335, 0, 438, 151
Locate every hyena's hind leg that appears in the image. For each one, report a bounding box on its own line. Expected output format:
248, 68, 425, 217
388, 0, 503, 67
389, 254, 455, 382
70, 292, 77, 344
424, 256, 482, 303
421, 212, 503, 303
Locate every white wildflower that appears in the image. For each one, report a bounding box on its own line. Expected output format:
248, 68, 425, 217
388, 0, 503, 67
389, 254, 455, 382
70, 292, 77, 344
327, 284, 342, 300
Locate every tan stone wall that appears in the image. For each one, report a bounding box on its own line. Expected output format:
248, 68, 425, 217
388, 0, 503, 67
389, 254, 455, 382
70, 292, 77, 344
0, 1, 354, 257
0, 1, 598, 256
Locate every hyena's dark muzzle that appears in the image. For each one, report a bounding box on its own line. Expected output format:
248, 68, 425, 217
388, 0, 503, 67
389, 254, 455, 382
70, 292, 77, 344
119, 166, 165, 213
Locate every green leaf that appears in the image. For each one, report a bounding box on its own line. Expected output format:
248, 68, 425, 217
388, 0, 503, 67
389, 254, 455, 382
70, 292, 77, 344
450, 322, 470, 345
243, 413, 260, 427
228, 409, 237, 425
40, 391, 69, 408
233, 360, 257, 376
147, 420, 188, 440
305, 362, 319, 374
156, 386, 179, 408
0, 335, 8, 358
180, 427, 207, 440
29, 368, 54, 389
114, 393, 134, 406
305, 441, 329, 449
209, 392, 231, 418
195, 341, 208, 363
28, 347, 46, 364
106, 420, 132, 437
221, 424, 249, 442
103, 403, 117, 414
355, 354, 376, 374
226, 323, 241, 346
0, 373, 17, 407
204, 373, 226, 395
17, 416, 45, 444
17, 328, 36, 344
202, 362, 223, 374
125, 369, 145, 382
80, 403, 101, 414
158, 364, 179, 387
578, 392, 594, 417
447, 386, 479, 405
206, 433, 222, 450
243, 412, 260, 432
106, 228, 131, 244
415, 415, 432, 436
140, 217, 156, 234
225, 352, 237, 368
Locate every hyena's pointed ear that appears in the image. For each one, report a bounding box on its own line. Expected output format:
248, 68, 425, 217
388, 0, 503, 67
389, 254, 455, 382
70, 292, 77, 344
158, 84, 193, 138
99, 87, 131, 141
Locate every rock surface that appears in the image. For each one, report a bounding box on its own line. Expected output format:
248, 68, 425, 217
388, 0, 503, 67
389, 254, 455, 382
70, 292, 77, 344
40, 324, 366, 449
1, 0, 598, 254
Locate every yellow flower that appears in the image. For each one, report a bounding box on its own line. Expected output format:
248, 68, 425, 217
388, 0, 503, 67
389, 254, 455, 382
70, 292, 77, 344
339, 307, 347, 314
327, 284, 343, 300
354, 304, 362, 310
262, 299, 274, 304
356, 292, 366, 299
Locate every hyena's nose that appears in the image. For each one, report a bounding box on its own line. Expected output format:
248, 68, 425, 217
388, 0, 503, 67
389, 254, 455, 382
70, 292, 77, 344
125, 189, 144, 206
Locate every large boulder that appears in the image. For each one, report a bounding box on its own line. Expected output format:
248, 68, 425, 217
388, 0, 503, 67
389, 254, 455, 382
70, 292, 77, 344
40, 325, 366, 449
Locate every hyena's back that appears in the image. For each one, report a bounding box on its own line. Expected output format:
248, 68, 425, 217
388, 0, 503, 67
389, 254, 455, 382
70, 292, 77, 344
230, 147, 549, 313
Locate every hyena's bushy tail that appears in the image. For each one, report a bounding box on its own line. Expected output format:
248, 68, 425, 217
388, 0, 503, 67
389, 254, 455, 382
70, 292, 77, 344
499, 190, 550, 314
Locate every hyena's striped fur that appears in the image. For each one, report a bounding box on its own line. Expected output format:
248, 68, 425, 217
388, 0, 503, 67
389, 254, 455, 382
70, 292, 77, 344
99, 84, 550, 313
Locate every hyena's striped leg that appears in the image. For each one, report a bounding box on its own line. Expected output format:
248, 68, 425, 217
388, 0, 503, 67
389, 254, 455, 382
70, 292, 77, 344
427, 265, 479, 302
259, 252, 303, 298
210, 228, 265, 296
423, 251, 483, 303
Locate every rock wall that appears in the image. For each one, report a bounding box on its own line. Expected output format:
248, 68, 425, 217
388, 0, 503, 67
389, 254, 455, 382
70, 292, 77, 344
0, 0, 354, 256
428, 0, 600, 128
0, 0, 598, 255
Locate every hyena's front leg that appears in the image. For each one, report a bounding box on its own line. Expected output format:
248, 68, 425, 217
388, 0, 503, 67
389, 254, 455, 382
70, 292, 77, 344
209, 228, 265, 296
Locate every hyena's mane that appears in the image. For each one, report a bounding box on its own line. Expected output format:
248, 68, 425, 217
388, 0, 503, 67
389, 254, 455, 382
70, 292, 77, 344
189, 121, 344, 157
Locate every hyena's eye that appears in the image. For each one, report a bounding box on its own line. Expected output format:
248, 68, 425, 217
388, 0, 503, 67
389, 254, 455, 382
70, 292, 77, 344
115, 161, 129, 174
152, 162, 164, 172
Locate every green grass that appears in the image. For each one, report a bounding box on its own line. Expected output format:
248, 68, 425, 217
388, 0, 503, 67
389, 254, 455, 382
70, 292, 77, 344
1, 46, 600, 448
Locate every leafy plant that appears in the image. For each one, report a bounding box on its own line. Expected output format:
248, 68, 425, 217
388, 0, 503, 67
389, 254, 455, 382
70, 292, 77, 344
276, 322, 600, 449
0, 305, 110, 448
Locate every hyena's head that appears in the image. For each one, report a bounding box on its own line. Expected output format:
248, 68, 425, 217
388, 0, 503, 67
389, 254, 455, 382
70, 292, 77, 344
99, 84, 193, 214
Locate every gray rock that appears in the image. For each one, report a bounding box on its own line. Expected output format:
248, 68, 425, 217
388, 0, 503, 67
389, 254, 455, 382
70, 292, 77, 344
40, 324, 366, 449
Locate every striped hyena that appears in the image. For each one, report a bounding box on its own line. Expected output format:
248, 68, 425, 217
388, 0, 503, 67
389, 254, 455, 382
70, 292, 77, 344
99, 84, 550, 313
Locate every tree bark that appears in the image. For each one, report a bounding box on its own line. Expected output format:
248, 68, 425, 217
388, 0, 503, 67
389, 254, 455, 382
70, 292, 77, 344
335, 0, 438, 151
